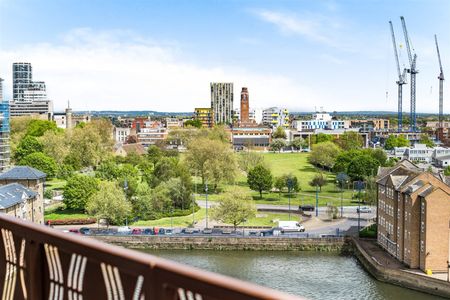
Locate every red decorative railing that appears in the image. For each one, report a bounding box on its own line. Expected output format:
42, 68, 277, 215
0, 215, 303, 299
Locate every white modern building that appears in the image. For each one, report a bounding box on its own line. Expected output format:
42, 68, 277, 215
390, 144, 450, 165
211, 82, 233, 125
292, 112, 349, 131
250, 108, 263, 124
262, 107, 289, 128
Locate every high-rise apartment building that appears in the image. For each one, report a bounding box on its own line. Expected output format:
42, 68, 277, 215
0, 78, 10, 172
240, 87, 249, 123
210, 82, 233, 125
10, 63, 53, 119
13, 62, 33, 102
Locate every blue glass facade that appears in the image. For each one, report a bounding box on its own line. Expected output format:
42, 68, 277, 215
0, 99, 11, 171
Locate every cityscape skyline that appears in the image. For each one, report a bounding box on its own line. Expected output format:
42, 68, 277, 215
0, 0, 449, 113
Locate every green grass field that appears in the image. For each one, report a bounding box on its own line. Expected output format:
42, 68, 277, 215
45, 204, 91, 221
198, 152, 357, 206
45, 178, 67, 191
132, 208, 206, 227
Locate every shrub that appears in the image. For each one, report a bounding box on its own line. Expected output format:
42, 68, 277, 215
359, 224, 377, 238
46, 218, 97, 225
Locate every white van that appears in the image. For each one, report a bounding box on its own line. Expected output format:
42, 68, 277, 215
278, 221, 305, 233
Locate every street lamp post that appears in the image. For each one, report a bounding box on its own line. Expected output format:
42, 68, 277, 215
287, 178, 293, 221
355, 180, 365, 232
205, 182, 209, 229
315, 185, 319, 217
124, 179, 128, 226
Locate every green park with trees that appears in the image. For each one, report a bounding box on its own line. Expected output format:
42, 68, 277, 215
10, 116, 384, 227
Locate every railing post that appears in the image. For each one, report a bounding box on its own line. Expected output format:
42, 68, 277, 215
27, 239, 45, 299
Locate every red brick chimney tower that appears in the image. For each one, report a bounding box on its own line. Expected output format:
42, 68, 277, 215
240, 87, 249, 123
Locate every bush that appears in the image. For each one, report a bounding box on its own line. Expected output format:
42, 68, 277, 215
359, 224, 377, 238
46, 218, 97, 225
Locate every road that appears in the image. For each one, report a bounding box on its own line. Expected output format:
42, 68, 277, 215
196, 200, 376, 220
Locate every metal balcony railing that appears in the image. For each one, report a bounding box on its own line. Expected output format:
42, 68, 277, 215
0, 215, 303, 300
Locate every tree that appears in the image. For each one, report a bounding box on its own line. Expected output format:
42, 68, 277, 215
131, 183, 157, 220
334, 131, 363, 151
211, 188, 257, 231
247, 164, 273, 198
308, 142, 342, 170
419, 134, 435, 148
95, 160, 121, 180
63, 175, 99, 210
347, 155, 380, 180
25, 119, 59, 137
86, 181, 131, 226
66, 123, 113, 169
272, 126, 287, 139
238, 151, 265, 173
185, 136, 237, 189
326, 204, 338, 220
184, 119, 202, 128
314, 133, 333, 144
147, 145, 162, 167
397, 135, 410, 147
19, 152, 57, 178
39, 130, 70, 164
269, 139, 286, 152
151, 157, 178, 187
309, 173, 326, 192
333, 150, 362, 173
274, 176, 286, 195
285, 173, 300, 192
163, 176, 193, 210
14, 136, 44, 162
366, 148, 388, 167
384, 135, 398, 150
289, 137, 307, 151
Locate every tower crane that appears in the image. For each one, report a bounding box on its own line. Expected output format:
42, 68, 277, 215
400, 16, 418, 132
389, 21, 407, 132
435, 34, 444, 130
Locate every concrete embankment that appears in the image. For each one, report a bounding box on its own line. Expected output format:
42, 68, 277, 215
351, 238, 450, 299
94, 235, 350, 252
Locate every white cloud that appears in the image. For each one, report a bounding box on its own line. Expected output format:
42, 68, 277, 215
0, 28, 319, 112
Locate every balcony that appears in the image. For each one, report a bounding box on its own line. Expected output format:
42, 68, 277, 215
0, 215, 301, 299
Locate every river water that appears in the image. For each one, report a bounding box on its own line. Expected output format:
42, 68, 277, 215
143, 250, 443, 300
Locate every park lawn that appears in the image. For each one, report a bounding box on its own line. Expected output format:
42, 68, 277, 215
132, 208, 206, 227
244, 212, 302, 227
45, 178, 67, 191
197, 152, 358, 206
45, 207, 91, 221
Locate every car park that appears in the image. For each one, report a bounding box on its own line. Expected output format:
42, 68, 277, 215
202, 228, 213, 234
117, 226, 132, 234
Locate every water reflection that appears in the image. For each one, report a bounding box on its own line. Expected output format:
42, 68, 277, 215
142, 250, 443, 300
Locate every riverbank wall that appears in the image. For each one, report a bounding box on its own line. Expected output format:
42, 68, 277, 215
94, 235, 350, 252
351, 238, 450, 299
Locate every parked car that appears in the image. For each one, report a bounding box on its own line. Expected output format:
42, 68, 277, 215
299, 204, 315, 212
117, 226, 132, 234
132, 228, 142, 235
259, 227, 282, 237
159, 228, 166, 235
357, 206, 372, 213
202, 228, 213, 234
79, 227, 91, 235
143, 228, 154, 235
165, 229, 174, 235
278, 221, 305, 233
69, 229, 80, 234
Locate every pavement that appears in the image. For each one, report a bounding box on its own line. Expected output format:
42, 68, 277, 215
357, 238, 450, 282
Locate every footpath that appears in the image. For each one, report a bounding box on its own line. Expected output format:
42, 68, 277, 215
353, 238, 450, 298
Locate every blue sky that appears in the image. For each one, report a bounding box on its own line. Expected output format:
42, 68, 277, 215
0, 0, 449, 113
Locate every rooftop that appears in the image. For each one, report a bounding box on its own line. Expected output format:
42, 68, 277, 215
0, 166, 47, 180
0, 183, 37, 209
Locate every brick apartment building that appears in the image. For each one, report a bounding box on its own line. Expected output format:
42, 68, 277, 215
376, 160, 450, 273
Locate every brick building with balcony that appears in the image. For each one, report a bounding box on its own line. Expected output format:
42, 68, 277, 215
376, 160, 450, 273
